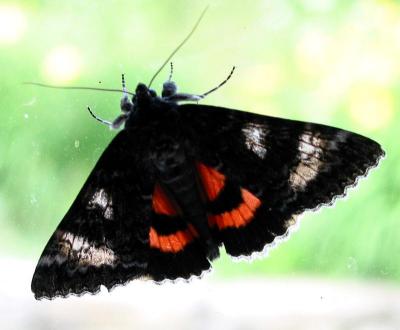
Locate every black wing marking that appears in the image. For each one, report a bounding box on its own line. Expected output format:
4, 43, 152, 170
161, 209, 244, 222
31, 130, 155, 299
178, 104, 385, 257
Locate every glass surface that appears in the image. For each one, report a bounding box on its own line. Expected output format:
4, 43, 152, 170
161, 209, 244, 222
0, 1, 398, 329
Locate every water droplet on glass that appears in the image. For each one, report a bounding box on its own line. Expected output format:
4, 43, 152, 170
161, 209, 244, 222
380, 268, 389, 276
74, 140, 80, 148
347, 256, 358, 270
30, 195, 37, 205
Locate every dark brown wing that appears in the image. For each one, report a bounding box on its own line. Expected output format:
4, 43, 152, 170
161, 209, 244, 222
178, 104, 384, 257
31, 130, 153, 299
32, 127, 213, 299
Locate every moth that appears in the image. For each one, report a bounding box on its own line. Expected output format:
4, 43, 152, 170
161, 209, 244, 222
31, 10, 384, 299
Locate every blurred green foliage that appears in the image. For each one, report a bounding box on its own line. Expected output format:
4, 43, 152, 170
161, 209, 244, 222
0, 0, 398, 281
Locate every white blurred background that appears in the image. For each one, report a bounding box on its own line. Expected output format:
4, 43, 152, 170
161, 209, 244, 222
1, 259, 400, 330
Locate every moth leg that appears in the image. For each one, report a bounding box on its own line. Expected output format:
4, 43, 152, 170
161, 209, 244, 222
87, 107, 127, 130
163, 66, 236, 102
88, 74, 131, 129
162, 81, 179, 98
162, 63, 179, 98
164, 92, 203, 102
87, 106, 112, 127
200, 66, 235, 98
120, 74, 133, 113
161, 63, 177, 99
111, 113, 129, 129
161, 62, 203, 101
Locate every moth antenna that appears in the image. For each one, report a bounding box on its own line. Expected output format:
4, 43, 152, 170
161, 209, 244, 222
168, 62, 174, 82
87, 106, 112, 127
201, 66, 236, 98
23, 82, 135, 96
148, 5, 209, 88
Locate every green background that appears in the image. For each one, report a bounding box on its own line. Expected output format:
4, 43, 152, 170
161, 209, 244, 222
0, 0, 398, 282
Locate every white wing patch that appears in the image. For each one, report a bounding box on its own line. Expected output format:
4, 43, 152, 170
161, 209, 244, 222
89, 189, 113, 220
39, 230, 117, 268
289, 130, 349, 190
289, 132, 325, 190
242, 123, 267, 159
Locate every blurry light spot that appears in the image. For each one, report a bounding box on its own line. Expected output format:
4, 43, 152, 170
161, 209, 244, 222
296, 29, 331, 75
242, 64, 283, 96
74, 140, 80, 148
303, 0, 335, 12
355, 52, 397, 85
24, 113, 29, 119
349, 84, 394, 131
347, 256, 358, 271
30, 194, 37, 205
261, 2, 294, 31
0, 5, 27, 44
43, 45, 82, 83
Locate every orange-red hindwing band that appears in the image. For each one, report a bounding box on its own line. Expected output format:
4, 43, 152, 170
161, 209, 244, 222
196, 162, 262, 229
152, 183, 178, 216
151, 184, 198, 253
196, 162, 226, 201
149, 225, 198, 253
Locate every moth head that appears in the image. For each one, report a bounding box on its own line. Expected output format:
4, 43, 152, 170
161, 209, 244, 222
135, 83, 156, 98
119, 82, 153, 112
113, 81, 158, 129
